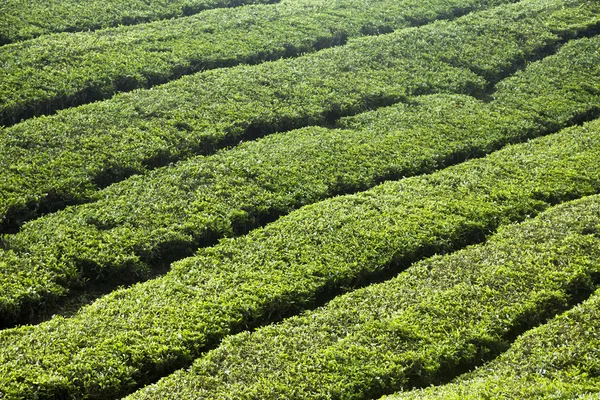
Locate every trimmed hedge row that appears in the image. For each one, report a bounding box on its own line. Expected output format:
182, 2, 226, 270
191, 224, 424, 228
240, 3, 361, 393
0, 0, 277, 44
1, 115, 600, 399
0, 94, 527, 326
0, 0, 516, 126
2, 0, 598, 233
387, 287, 600, 399
126, 195, 600, 400
3, 33, 600, 328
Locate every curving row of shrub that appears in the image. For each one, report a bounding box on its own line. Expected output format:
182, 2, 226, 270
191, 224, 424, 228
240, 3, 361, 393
1, 0, 598, 233
386, 286, 600, 399
0, 0, 277, 44
0, 94, 520, 327
0, 0, 516, 126
1, 114, 600, 399
125, 194, 600, 399
3, 32, 600, 328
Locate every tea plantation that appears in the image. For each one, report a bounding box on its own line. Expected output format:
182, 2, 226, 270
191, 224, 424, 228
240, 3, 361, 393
1, 0, 600, 398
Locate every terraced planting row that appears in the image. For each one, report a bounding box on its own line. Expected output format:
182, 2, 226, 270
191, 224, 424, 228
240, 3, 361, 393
3, 0, 600, 398
388, 284, 600, 399
125, 193, 600, 399
2, 114, 600, 398
0, 0, 515, 125
2, 29, 600, 328
0, 0, 277, 44
2, 0, 598, 233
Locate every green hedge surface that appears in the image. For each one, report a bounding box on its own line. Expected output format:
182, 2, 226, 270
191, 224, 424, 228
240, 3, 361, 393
0, 0, 516, 125
386, 287, 600, 399
2, 31, 600, 327
0, 0, 277, 44
2, 95, 533, 326
1, 116, 600, 399
126, 194, 600, 399
1, 0, 599, 399
1, 0, 598, 233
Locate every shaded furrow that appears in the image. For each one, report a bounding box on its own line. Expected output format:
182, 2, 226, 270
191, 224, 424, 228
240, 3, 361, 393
1, 113, 600, 399
125, 194, 600, 399
1, 30, 599, 328
1, 0, 598, 234
0, 0, 517, 126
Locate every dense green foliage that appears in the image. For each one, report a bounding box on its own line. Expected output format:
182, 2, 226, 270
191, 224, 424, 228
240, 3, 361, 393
387, 287, 600, 399
1, 0, 599, 398
0, 95, 523, 326
0, 0, 277, 44
3, 31, 600, 327
125, 194, 600, 399
0, 0, 515, 125
1, 0, 598, 233
1, 114, 599, 398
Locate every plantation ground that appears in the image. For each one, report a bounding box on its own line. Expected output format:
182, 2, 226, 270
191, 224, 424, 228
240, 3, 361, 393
1, 0, 600, 399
